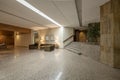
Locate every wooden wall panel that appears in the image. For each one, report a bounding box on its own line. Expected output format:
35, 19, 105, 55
0, 23, 31, 34
0, 30, 14, 45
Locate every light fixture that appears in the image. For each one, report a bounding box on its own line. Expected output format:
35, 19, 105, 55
16, 32, 19, 35
16, 0, 63, 27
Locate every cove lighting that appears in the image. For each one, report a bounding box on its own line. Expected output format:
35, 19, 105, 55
16, 0, 63, 27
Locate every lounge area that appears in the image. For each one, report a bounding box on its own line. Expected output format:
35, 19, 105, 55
29, 43, 55, 51
0, 0, 120, 80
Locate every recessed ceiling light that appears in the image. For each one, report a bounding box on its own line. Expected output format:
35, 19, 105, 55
16, 0, 63, 27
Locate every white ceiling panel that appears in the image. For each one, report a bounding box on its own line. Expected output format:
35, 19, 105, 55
52, 0, 79, 27
0, 0, 79, 29
0, 11, 39, 29
27, 0, 69, 26
0, 0, 57, 27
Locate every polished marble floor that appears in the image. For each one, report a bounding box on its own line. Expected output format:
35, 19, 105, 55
0, 48, 120, 80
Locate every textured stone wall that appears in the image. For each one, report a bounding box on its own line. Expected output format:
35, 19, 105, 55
112, 0, 120, 68
100, 1, 114, 67
100, 0, 120, 68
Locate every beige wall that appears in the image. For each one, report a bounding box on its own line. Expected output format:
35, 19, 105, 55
82, 0, 110, 26
38, 27, 74, 48
49, 27, 63, 48
63, 28, 74, 41
14, 27, 73, 48
63, 28, 74, 47
15, 31, 33, 47
38, 27, 64, 48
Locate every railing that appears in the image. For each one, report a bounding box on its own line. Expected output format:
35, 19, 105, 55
63, 35, 74, 47
63, 35, 74, 43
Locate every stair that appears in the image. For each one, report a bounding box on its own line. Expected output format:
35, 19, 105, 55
65, 42, 100, 61
65, 42, 82, 54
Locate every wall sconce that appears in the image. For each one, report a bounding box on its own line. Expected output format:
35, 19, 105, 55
16, 32, 20, 39
16, 32, 19, 35
40, 36, 45, 43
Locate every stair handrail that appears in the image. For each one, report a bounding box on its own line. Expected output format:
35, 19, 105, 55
63, 35, 74, 43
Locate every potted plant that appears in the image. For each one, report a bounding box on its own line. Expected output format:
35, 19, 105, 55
87, 22, 100, 44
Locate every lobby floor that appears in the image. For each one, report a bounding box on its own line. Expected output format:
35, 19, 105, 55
0, 48, 120, 80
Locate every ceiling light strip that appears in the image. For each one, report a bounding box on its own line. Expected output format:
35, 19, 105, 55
16, 0, 63, 27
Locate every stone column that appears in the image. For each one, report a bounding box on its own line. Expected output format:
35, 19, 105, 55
100, 0, 120, 68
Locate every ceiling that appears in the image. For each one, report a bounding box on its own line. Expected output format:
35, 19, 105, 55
0, 0, 79, 30
81, 0, 110, 26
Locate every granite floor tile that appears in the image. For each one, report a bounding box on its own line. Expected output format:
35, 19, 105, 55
0, 48, 120, 80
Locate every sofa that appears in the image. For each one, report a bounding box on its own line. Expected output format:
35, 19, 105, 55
40, 44, 55, 51
0, 43, 7, 49
29, 43, 38, 49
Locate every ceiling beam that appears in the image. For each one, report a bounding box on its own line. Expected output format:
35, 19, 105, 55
75, 0, 82, 27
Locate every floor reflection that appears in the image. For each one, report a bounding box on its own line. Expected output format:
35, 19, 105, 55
0, 48, 120, 80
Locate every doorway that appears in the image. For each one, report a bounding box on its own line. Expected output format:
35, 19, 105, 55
74, 30, 87, 42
